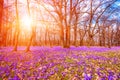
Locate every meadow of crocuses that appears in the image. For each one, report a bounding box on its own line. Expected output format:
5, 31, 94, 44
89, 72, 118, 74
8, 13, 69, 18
0, 46, 120, 80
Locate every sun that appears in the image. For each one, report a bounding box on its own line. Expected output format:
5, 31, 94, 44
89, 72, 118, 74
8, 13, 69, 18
20, 16, 33, 32
22, 16, 32, 27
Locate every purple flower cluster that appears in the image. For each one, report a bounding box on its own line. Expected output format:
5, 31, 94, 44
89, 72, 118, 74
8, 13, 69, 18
0, 46, 120, 80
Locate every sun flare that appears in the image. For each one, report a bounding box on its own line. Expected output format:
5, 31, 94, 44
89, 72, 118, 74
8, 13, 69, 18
22, 16, 32, 27
21, 16, 32, 31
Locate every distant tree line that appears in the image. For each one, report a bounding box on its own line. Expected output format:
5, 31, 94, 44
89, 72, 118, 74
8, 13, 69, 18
0, 0, 120, 51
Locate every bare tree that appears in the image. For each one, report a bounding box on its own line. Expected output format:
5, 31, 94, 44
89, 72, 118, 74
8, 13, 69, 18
84, 0, 117, 46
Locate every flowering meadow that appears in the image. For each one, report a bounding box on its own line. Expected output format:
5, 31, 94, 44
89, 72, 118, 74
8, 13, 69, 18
0, 46, 120, 80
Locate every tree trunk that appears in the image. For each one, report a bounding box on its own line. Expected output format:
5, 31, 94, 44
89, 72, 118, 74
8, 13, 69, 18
108, 26, 111, 48
0, 0, 4, 33
13, 31, 19, 51
25, 32, 33, 52
65, 0, 72, 48
25, 0, 33, 52
74, 26, 77, 46
60, 21, 64, 47
80, 39, 83, 46
13, 0, 20, 51
66, 25, 70, 48
0, 0, 4, 46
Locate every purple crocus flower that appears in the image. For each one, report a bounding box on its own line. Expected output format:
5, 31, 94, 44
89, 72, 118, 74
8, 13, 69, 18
97, 68, 104, 76
54, 67, 59, 72
84, 73, 92, 80
41, 68, 46, 73
117, 73, 120, 79
101, 76, 107, 80
62, 72, 67, 76
6, 72, 10, 76
50, 71, 55, 75
8, 75, 20, 80
108, 71, 114, 80
42, 75, 48, 80
49, 63, 55, 68
0, 55, 4, 60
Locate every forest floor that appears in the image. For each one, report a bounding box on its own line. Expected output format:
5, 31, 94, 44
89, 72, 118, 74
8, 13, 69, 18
0, 46, 120, 80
